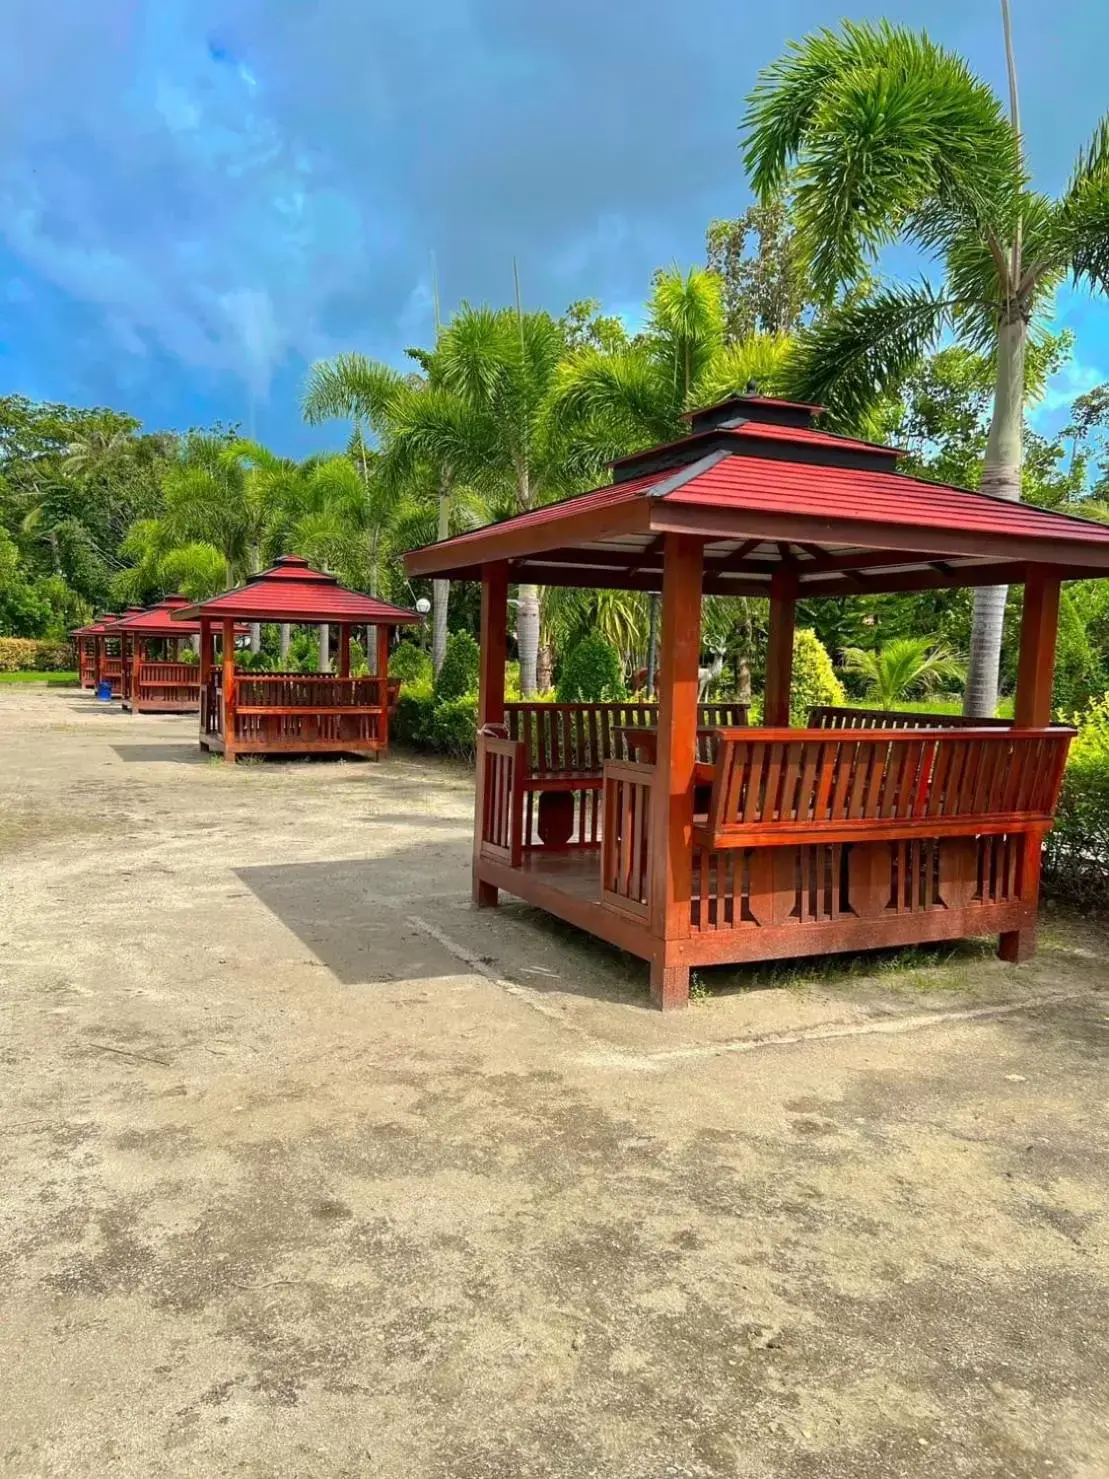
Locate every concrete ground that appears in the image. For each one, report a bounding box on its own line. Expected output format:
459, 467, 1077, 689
2, 685, 1109, 1479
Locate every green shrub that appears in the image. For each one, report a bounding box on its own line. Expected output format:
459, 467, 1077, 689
392, 680, 437, 748
390, 640, 433, 686
1044, 694, 1109, 909
0, 637, 75, 672
556, 633, 626, 702
436, 631, 480, 701
431, 692, 478, 758
789, 628, 844, 725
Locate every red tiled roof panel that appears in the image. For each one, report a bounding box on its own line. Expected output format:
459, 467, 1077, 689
407, 472, 656, 557
173, 555, 422, 623
726, 421, 904, 455
665, 456, 1109, 545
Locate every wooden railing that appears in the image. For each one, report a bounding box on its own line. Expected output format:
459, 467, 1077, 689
503, 701, 748, 779
808, 705, 1012, 731
235, 674, 388, 709
697, 726, 1073, 848
478, 736, 524, 867
135, 662, 200, 709
600, 761, 654, 918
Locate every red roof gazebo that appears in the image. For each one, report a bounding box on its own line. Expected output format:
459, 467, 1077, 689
174, 555, 421, 762
71, 616, 115, 689
106, 596, 247, 714
406, 392, 1109, 1009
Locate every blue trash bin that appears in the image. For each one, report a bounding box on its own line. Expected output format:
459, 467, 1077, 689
95, 680, 113, 701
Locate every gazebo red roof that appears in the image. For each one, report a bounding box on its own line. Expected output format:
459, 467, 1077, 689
173, 555, 422, 625
72, 613, 119, 637
406, 395, 1109, 597
104, 595, 243, 638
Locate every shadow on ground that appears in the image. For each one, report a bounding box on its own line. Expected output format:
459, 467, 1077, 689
235, 857, 470, 984
110, 744, 206, 765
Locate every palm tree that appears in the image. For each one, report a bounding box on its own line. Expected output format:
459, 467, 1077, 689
551, 267, 790, 685
386, 304, 571, 695
302, 353, 460, 673
843, 637, 965, 709
743, 19, 1109, 716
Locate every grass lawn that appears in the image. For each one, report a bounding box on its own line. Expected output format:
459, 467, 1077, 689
0, 672, 79, 687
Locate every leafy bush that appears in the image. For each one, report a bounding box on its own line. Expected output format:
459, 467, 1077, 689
392, 681, 437, 749
436, 631, 480, 701
0, 637, 75, 672
1044, 694, 1109, 909
556, 633, 626, 702
431, 693, 478, 757
789, 628, 844, 725
390, 640, 433, 686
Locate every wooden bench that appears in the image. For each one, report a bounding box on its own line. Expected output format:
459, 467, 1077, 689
808, 704, 1014, 731
694, 726, 1073, 850
482, 701, 748, 850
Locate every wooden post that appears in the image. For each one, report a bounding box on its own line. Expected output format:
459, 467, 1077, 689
648, 534, 704, 1009
197, 619, 212, 749
222, 618, 237, 764
376, 625, 391, 756
764, 570, 797, 727
474, 562, 508, 906
1000, 566, 1061, 963
338, 625, 351, 677
131, 637, 142, 709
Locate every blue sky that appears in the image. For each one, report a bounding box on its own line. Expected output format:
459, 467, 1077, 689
2, 0, 1107, 457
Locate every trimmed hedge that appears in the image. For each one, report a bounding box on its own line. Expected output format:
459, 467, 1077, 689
0, 637, 75, 672
392, 680, 477, 759
789, 629, 844, 726
436, 631, 480, 701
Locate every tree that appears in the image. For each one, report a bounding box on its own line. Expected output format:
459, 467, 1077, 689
386, 304, 571, 695
843, 637, 965, 709
302, 352, 459, 676
743, 19, 1109, 715
706, 200, 817, 342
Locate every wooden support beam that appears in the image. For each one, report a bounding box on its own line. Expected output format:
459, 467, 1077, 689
222, 618, 237, 765
648, 533, 704, 1009
376, 625, 391, 757
763, 570, 798, 728
1001, 566, 1062, 964
475, 562, 509, 906
338, 625, 351, 678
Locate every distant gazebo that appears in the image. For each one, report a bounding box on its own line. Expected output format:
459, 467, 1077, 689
174, 555, 422, 762
72, 616, 115, 689
406, 392, 1109, 1009
107, 596, 245, 714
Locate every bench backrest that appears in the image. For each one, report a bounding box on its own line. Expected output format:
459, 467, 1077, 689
808, 705, 1012, 731
504, 701, 749, 776
705, 725, 1072, 842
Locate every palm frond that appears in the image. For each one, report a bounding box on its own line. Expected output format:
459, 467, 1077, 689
784, 281, 951, 429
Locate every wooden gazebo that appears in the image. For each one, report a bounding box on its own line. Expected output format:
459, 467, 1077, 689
72, 617, 113, 689
174, 555, 421, 762
107, 596, 243, 714
406, 392, 1109, 1009
72, 611, 138, 695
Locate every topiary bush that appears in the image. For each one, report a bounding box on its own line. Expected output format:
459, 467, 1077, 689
436, 631, 480, 701
556, 633, 626, 702
390, 640, 433, 686
1043, 694, 1109, 910
789, 628, 844, 726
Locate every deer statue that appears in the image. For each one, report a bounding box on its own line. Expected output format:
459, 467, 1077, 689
698, 643, 727, 700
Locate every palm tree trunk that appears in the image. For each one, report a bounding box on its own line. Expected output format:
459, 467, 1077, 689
432, 475, 451, 677
280, 624, 291, 662
318, 624, 330, 673
517, 585, 540, 696
514, 461, 540, 697
645, 595, 659, 696
963, 312, 1026, 717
